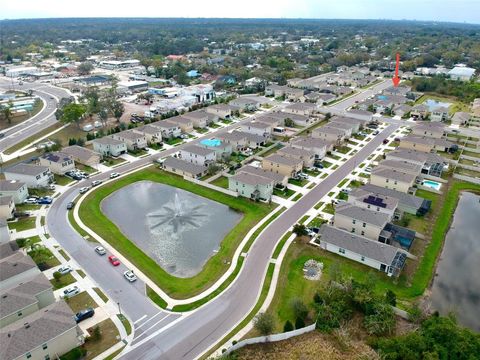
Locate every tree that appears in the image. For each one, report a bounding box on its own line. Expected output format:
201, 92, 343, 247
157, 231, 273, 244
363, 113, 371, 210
283, 320, 294, 332
77, 62, 94, 75
292, 223, 308, 237
53, 271, 62, 283
61, 103, 86, 128
1, 104, 13, 124
295, 317, 305, 329
385, 289, 397, 307
291, 298, 309, 320
110, 100, 124, 122
363, 301, 396, 336
284, 118, 295, 127
253, 312, 275, 336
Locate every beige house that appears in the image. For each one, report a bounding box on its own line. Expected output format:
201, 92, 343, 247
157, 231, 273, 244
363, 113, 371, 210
277, 146, 316, 167
113, 130, 147, 151
285, 87, 305, 101
0, 196, 15, 220
167, 116, 194, 133
283, 102, 317, 116
39, 152, 75, 175
412, 122, 445, 139
163, 157, 208, 178
62, 145, 101, 168
241, 121, 272, 137
0, 273, 55, 328
228, 172, 274, 202
370, 167, 417, 193
239, 165, 288, 187
182, 111, 211, 128
431, 106, 449, 122
312, 126, 347, 145
0, 301, 83, 360
205, 104, 232, 119
334, 203, 390, 241
377, 159, 423, 176
132, 124, 163, 144
399, 135, 435, 153
291, 136, 332, 155
262, 154, 303, 177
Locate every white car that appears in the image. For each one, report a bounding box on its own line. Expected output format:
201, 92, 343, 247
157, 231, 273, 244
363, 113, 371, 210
95, 246, 106, 255
110, 172, 120, 179
365, 167, 372, 173
63, 286, 80, 298
79, 187, 90, 194
124, 270, 137, 282
24, 198, 38, 204
91, 180, 103, 187
57, 265, 72, 275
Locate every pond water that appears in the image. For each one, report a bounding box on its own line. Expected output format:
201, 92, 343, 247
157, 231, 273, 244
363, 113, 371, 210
101, 181, 242, 278
423, 99, 452, 111
430, 191, 480, 331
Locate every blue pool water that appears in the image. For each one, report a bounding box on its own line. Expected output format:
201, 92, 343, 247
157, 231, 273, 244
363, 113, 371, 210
423, 99, 452, 112
422, 180, 442, 191
378, 95, 388, 100
200, 138, 222, 147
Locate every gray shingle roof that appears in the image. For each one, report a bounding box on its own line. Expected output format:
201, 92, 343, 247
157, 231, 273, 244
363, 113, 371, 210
313, 126, 346, 136
5, 164, 49, 177
0, 195, 13, 206
0, 180, 25, 192
335, 203, 390, 227
163, 157, 207, 176
0, 273, 52, 318
230, 172, 273, 186
377, 160, 423, 175
318, 225, 399, 264
371, 167, 417, 184
401, 135, 435, 146
264, 154, 303, 167
0, 301, 77, 360
278, 146, 315, 159
239, 166, 286, 184
181, 145, 215, 157
291, 137, 330, 150
93, 136, 125, 146
0, 252, 38, 282
62, 145, 100, 162
115, 130, 145, 141
352, 184, 425, 210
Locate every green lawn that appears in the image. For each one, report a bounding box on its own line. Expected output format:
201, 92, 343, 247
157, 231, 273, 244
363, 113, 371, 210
50, 273, 76, 290
323, 203, 335, 214
77, 167, 275, 299
288, 178, 308, 187
273, 188, 295, 199
7, 217, 36, 232
82, 319, 120, 360
54, 174, 74, 186
117, 314, 132, 336
93, 287, 109, 303
210, 176, 229, 189
272, 232, 292, 259
65, 291, 99, 313
292, 193, 303, 202
146, 285, 168, 309
16, 235, 41, 248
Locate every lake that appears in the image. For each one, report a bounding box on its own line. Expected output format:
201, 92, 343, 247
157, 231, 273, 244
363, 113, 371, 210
430, 191, 480, 331
101, 181, 242, 278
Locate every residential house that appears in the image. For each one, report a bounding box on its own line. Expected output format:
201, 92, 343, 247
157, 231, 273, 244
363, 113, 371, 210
412, 122, 445, 139
377, 160, 423, 176
386, 150, 446, 176
431, 106, 449, 122
163, 157, 208, 178
217, 132, 248, 151
345, 109, 373, 122
239, 165, 288, 187
290, 137, 330, 158
132, 125, 163, 145
0, 300, 83, 360
241, 121, 272, 137
277, 146, 316, 167
254, 115, 282, 128
154, 121, 182, 139
199, 142, 232, 161
312, 126, 347, 145
92, 137, 127, 157
228, 172, 274, 202
0, 252, 40, 290
167, 116, 194, 133
113, 130, 147, 151
334, 203, 391, 240
410, 104, 430, 120
262, 154, 303, 177
0, 273, 55, 328
0, 181, 28, 205
285, 87, 305, 101
316, 225, 406, 276
370, 167, 417, 193
348, 192, 400, 220
0, 197, 15, 220
182, 111, 211, 128
451, 112, 471, 126
205, 104, 232, 119
265, 84, 288, 98
38, 152, 75, 175
180, 145, 216, 166
393, 104, 412, 118
62, 146, 101, 168
229, 97, 259, 112
399, 135, 435, 153
4, 164, 53, 189
269, 112, 312, 127
448, 66, 476, 81
330, 116, 363, 132
283, 102, 317, 116
351, 184, 431, 216
327, 121, 354, 138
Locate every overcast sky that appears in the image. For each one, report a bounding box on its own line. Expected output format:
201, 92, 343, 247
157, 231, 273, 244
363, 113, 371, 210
2, 0, 479, 24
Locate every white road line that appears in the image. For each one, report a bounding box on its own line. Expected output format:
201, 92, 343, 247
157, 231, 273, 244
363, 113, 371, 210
133, 314, 174, 341
135, 312, 166, 329
133, 315, 147, 325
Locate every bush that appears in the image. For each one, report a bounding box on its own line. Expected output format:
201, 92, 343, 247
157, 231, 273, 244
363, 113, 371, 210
295, 317, 305, 329
253, 312, 275, 336
53, 271, 62, 282
385, 290, 397, 307
291, 298, 309, 320
363, 301, 396, 336
283, 320, 294, 332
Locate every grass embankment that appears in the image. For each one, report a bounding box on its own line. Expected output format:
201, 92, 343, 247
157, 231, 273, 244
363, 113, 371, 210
78, 167, 275, 299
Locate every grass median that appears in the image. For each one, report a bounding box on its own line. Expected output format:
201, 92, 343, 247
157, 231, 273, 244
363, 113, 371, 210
77, 166, 276, 300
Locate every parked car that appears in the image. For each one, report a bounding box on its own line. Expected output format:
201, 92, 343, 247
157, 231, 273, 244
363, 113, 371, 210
79, 187, 90, 194
91, 180, 102, 187
14, 211, 31, 218
0, 133, 5, 139
66, 201, 75, 210
108, 255, 120, 266
58, 265, 72, 275
373, 130, 380, 135
365, 167, 372, 173
383, 139, 389, 144
313, 162, 324, 169
74, 308, 95, 323
297, 173, 309, 180
124, 270, 137, 282
62, 286, 80, 298
24, 198, 38, 204
95, 246, 106, 255
37, 196, 53, 205
110, 172, 120, 179
48, 184, 56, 190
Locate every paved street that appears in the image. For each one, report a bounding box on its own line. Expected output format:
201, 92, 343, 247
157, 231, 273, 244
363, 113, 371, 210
0, 78, 71, 152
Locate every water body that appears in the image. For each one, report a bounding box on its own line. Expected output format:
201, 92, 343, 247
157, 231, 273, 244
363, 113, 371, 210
101, 181, 242, 278
423, 99, 452, 112
430, 191, 480, 331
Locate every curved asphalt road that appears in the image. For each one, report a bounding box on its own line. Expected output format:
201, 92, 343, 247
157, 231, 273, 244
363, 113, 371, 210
0, 78, 71, 152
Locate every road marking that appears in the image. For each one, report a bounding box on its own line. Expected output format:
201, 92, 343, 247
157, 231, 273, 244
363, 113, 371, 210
134, 312, 166, 329
133, 315, 147, 325
132, 314, 175, 341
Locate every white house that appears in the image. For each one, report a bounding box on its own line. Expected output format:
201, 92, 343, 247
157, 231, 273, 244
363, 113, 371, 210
153, 121, 182, 139
180, 145, 216, 166
4, 164, 53, 189
92, 137, 127, 157
0, 180, 28, 204
228, 172, 274, 202
240, 121, 272, 137
112, 130, 148, 151
334, 203, 391, 240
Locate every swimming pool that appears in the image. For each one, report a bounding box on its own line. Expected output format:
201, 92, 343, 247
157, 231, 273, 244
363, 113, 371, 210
378, 95, 388, 100
422, 180, 442, 191
423, 99, 452, 112
200, 138, 222, 147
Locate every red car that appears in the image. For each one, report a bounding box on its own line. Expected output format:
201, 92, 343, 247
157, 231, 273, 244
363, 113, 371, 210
108, 255, 120, 266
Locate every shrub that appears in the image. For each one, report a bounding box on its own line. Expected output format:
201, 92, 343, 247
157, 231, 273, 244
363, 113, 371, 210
253, 312, 275, 336
295, 317, 305, 329
283, 320, 294, 332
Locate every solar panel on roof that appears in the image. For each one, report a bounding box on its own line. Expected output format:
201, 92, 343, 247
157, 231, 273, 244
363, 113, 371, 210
363, 195, 387, 208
